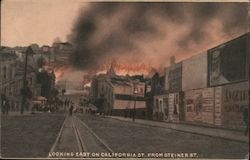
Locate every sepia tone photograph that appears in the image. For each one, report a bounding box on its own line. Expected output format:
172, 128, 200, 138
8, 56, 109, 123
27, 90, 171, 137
0, 0, 249, 159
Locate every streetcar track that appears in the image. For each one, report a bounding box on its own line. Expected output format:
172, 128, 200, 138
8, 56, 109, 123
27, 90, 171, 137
74, 116, 114, 153
48, 115, 113, 158
72, 117, 86, 152
48, 116, 67, 157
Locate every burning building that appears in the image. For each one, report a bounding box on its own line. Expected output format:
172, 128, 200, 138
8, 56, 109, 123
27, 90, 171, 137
90, 64, 147, 118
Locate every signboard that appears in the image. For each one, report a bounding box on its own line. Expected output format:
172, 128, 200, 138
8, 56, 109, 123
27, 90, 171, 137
214, 87, 222, 126
185, 88, 214, 124
134, 83, 145, 97
208, 34, 248, 86
168, 93, 180, 122
201, 88, 214, 124
185, 89, 203, 122
221, 81, 249, 128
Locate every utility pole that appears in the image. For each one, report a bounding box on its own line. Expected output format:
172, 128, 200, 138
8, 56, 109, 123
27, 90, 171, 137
20, 47, 29, 114
132, 85, 139, 122
133, 95, 136, 122
20, 46, 34, 114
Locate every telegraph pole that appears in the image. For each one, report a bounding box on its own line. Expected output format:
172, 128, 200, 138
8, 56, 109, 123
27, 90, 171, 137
133, 95, 136, 122
132, 85, 139, 122
20, 46, 33, 114
20, 47, 29, 114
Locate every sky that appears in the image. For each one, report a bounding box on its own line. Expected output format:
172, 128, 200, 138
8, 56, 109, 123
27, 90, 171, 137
1, 0, 88, 47
1, 0, 249, 71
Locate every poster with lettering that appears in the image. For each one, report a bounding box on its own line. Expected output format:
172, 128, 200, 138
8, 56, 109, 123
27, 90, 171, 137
201, 88, 214, 125
1, 0, 249, 160
221, 81, 249, 129
184, 89, 203, 122
214, 86, 222, 126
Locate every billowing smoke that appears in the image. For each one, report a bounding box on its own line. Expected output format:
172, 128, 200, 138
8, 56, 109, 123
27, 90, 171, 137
68, 2, 248, 70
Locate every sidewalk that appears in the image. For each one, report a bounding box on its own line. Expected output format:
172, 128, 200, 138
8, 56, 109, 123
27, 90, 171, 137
108, 116, 249, 143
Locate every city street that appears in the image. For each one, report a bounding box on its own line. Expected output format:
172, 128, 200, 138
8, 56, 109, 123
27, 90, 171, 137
1, 1, 249, 159
1, 112, 65, 158
1, 108, 249, 159
76, 113, 248, 159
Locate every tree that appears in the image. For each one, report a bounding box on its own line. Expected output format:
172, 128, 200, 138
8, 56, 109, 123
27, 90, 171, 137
36, 70, 51, 98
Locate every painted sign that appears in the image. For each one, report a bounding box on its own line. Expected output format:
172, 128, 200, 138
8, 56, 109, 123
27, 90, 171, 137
214, 87, 222, 126
185, 88, 214, 124
221, 81, 249, 128
185, 89, 203, 122
201, 88, 214, 124
208, 34, 248, 86
168, 93, 180, 122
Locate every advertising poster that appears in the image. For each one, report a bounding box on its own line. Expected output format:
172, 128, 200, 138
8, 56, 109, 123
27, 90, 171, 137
201, 88, 214, 125
214, 86, 222, 126
208, 33, 248, 87
185, 88, 214, 124
221, 81, 249, 129
1, 1, 249, 160
184, 89, 203, 122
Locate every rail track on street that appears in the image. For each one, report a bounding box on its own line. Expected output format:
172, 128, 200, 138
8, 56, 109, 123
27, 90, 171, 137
48, 115, 113, 158
73, 116, 114, 153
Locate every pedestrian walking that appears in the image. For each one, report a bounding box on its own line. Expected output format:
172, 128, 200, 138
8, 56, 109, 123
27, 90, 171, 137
69, 102, 74, 116
243, 107, 249, 136
6, 99, 10, 115
1, 94, 6, 114
64, 98, 67, 107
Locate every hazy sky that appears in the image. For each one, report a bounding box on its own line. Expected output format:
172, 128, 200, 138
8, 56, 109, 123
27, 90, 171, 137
1, 0, 248, 48
1, 0, 88, 47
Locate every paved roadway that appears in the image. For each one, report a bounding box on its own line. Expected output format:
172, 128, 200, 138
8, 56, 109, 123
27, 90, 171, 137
75, 113, 249, 159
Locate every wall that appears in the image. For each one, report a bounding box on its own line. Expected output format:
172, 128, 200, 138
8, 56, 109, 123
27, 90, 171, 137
182, 52, 207, 91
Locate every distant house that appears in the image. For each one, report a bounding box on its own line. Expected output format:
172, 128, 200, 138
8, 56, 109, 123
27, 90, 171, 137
0, 49, 18, 97
41, 45, 50, 53
0, 47, 41, 112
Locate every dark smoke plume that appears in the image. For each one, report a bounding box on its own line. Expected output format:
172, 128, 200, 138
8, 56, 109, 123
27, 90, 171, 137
68, 2, 248, 70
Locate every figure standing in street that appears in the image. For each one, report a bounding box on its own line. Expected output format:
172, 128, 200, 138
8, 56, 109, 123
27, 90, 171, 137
69, 102, 74, 116
243, 107, 249, 136
5, 99, 10, 115
1, 94, 6, 114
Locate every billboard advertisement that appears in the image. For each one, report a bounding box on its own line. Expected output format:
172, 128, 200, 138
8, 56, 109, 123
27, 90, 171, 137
214, 87, 222, 126
208, 33, 248, 86
153, 94, 168, 121
201, 88, 214, 124
168, 92, 184, 122
220, 81, 249, 129
184, 88, 214, 124
182, 52, 208, 91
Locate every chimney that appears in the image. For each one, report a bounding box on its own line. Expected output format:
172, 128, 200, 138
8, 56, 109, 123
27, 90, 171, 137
170, 56, 175, 66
